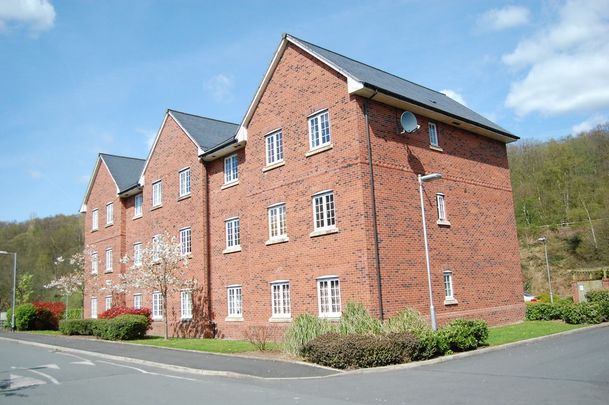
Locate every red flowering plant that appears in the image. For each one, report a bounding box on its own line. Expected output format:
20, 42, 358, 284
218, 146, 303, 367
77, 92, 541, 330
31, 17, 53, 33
99, 306, 153, 329
32, 301, 65, 320
32, 301, 66, 330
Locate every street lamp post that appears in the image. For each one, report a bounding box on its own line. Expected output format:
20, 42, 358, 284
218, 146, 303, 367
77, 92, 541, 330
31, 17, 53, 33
537, 237, 554, 304
418, 173, 442, 331
0, 250, 17, 331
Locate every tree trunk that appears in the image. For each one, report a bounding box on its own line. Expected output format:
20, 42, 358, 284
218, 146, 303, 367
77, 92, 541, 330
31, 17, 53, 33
163, 292, 169, 340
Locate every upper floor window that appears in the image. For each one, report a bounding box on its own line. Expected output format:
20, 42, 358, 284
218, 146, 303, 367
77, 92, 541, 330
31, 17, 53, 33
152, 180, 162, 207
308, 110, 331, 150
312, 191, 336, 230
224, 154, 238, 184
268, 203, 287, 241
105, 248, 113, 273
106, 203, 113, 225
227, 285, 242, 318
181, 289, 192, 320
134, 193, 143, 217
265, 130, 284, 166
225, 218, 240, 250
92, 209, 99, 231
133, 242, 142, 266
180, 227, 192, 256
436, 193, 449, 225
271, 281, 291, 318
428, 122, 439, 147
317, 277, 341, 318
91, 252, 98, 274
179, 168, 191, 197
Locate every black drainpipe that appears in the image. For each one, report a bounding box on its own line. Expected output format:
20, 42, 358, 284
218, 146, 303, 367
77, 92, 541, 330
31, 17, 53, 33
364, 94, 384, 320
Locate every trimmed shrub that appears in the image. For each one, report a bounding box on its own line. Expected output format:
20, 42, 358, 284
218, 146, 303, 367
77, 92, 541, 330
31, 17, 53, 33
99, 314, 149, 340
561, 302, 604, 324
338, 302, 382, 335
33, 308, 58, 330
301, 332, 421, 369
439, 319, 489, 352
585, 290, 609, 320
14, 303, 37, 331
59, 319, 96, 335
416, 331, 449, 360
525, 302, 564, 321
91, 319, 110, 338
382, 308, 446, 360
99, 306, 152, 329
283, 313, 336, 355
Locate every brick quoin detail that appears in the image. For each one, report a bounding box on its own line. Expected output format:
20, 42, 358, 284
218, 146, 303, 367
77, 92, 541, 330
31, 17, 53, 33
83, 40, 524, 339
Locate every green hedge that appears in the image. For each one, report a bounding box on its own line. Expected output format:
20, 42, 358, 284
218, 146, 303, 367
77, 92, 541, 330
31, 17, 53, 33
301, 332, 421, 369
59, 319, 96, 335
585, 290, 609, 320
13, 304, 37, 331
526, 299, 609, 325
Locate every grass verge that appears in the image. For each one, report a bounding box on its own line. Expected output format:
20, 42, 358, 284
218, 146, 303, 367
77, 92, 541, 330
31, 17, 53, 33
487, 320, 587, 346
23, 330, 62, 335
128, 337, 281, 353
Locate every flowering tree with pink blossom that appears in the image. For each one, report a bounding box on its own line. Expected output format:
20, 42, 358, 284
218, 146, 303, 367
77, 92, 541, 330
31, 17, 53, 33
109, 233, 191, 339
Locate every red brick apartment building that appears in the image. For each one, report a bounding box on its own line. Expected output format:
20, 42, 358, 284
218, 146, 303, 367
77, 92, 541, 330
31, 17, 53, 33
81, 34, 524, 338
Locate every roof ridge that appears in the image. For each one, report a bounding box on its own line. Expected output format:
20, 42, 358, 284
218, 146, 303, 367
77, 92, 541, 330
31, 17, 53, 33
168, 109, 239, 126
286, 34, 448, 98
99, 153, 145, 161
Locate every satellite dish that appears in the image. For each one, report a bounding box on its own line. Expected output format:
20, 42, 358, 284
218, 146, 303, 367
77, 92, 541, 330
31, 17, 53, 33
400, 111, 420, 133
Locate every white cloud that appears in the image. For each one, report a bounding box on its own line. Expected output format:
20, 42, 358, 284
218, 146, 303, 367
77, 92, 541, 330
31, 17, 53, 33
28, 169, 42, 179
571, 115, 608, 134
0, 0, 55, 33
136, 128, 156, 148
440, 89, 467, 106
503, 0, 609, 116
204, 73, 234, 103
478, 5, 530, 31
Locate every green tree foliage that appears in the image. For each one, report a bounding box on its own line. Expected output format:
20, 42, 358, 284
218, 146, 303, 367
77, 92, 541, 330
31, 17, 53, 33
15, 273, 33, 305
0, 214, 83, 310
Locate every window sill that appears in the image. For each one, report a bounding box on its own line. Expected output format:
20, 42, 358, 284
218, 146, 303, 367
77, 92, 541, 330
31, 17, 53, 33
318, 315, 341, 321
437, 220, 451, 227
268, 316, 292, 323
180, 317, 192, 321
305, 143, 333, 157
151, 204, 163, 211
265, 236, 289, 246
225, 316, 244, 322
429, 145, 444, 152
309, 227, 339, 238
91, 272, 98, 276
105, 223, 113, 228
104, 270, 113, 274
152, 317, 163, 321
177, 193, 191, 202
221, 180, 239, 190
444, 298, 458, 306
223, 246, 242, 254
132, 214, 143, 220
262, 161, 285, 172
91, 228, 98, 233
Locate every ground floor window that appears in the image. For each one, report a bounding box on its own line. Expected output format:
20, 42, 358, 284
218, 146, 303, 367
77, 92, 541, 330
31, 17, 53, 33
104, 295, 112, 311
91, 297, 97, 319
152, 292, 163, 320
227, 285, 242, 317
317, 277, 341, 317
181, 290, 192, 320
271, 281, 290, 318
444, 271, 454, 300
133, 294, 142, 309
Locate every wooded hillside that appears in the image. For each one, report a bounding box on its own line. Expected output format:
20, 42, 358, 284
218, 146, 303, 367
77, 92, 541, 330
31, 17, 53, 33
509, 124, 609, 296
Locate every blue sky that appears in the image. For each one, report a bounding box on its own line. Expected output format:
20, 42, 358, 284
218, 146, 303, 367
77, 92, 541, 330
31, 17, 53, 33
1, 0, 608, 222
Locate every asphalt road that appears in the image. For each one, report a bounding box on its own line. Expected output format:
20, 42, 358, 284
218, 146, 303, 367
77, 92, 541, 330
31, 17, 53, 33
1, 326, 608, 404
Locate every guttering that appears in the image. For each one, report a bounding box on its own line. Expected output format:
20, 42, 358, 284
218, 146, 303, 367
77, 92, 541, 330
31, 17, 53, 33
199, 138, 245, 162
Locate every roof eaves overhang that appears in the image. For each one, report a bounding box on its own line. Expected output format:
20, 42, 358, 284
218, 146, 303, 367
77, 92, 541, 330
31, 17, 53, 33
199, 138, 245, 162
80, 156, 120, 213
118, 183, 142, 198
350, 83, 519, 144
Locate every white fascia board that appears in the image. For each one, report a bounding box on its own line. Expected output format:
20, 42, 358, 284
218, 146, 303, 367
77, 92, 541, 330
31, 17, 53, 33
140, 113, 169, 184
80, 156, 103, 213
347, 77, 365, 93
236, 126, 247, 143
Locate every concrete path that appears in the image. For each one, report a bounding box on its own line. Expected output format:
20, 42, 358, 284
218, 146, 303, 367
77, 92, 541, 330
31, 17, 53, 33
0, 331, 338, 379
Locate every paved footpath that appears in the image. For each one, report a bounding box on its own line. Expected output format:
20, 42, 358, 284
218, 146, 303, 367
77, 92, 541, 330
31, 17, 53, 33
0, 331, 337, 379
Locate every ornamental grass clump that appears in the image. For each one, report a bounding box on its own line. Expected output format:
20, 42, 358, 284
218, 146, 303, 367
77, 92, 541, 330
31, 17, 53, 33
283, 313, 335, 355
338, 302, 382, 335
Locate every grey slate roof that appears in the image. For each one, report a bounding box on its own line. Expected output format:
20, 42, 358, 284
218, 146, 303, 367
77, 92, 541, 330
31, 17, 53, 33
100, 153, 145, 193
287, 34, 516, 139
169, 109, 240, 150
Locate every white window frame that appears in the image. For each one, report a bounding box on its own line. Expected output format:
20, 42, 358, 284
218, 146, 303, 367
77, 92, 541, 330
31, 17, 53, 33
179, 167, 191, 197
104, 295, 112, 311
312, 191, 336, 231
92, 209, 99, 231
227, 285, 242, 318
91, 297, 98, 319
308, 110, 331, 150
225, 218, 240, 250
224, 154, 239, 184
436, 193, 447, 222
181, 289, 193, 320
106, 202, 113, 225
105, 248, 113, 273
91, 252, 98, 274
444, 271, 455, 301
152, 292, 163, 320
265, 130, 284, 166
133, 242, 142, 266
133, 294, 142, 309
429, 122, 439, 147
268, 203, 287, 241
134, 193, 143, 217
271, 281, 291, 319
152, 180, 162, 207
317, 277, 341, 318
180, 227, 192, 256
